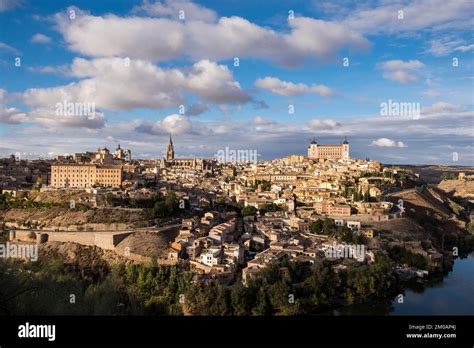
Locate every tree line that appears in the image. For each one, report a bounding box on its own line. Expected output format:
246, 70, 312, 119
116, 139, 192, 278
0, 253, 397, 316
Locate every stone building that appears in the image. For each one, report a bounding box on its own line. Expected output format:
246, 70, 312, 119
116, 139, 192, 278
158, 136, 215, 171
307, 137, 350, 161
50, 164, 122, 188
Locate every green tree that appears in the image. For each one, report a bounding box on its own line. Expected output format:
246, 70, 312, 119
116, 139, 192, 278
310, 219, 323, 233
242, 205, 258, 217
252, 287, 271, 315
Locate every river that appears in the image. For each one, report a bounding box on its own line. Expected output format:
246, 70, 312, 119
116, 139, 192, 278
329, 252, 474, 315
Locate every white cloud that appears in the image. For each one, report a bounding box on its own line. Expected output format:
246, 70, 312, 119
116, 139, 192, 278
427, 38, 463, 56
343, 0, 473, 34
255, 76, 335, 97
310, 85, 335, 97
0, 88, 102, 128
186, 60, 251, 104
136, 114, 197, 135
0, 42, 20, 55
422, 102, 466, 114
31, 33, 52, 44
4, 102, 473, 164
252, 116, 274, 125
27, 107, 106, 129
133, 0, 217, 22
380, 60, 425, 70
371, 138, 407, 148
0, 89, 28, 124
54, 7, 369, 66
161, 114, 192, 134
255, 77, 307, 96
285, 17, 370, 62
22, 57, 251, 113
308, 119, 341, 130
378, 59, 425, 84
454, 44, 474, 52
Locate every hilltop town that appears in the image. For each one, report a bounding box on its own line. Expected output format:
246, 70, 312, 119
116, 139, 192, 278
0, 138, 473, 314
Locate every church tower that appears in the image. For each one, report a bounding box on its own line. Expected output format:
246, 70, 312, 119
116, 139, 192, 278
307, 137, 319, 159
166, 135, 175, 161
342, 137, 350, 161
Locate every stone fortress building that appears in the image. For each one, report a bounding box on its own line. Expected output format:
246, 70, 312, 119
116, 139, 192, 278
307, 137, 350, 161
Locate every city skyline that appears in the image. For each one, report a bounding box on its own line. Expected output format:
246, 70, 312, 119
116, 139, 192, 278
0, 0, 473, 164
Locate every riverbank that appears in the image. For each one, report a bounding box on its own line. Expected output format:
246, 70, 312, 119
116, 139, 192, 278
327, 252, 474, 315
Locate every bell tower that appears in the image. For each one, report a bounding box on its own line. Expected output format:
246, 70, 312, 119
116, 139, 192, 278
308, 137, 318, 159
166, 135, 174, 161
342, 137, 350, 161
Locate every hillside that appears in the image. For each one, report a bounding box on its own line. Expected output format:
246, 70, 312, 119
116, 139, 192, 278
28, 189, 94, 204
387, 185, 470, 252
389, 185, 461, 218
438, 179, 474, 200
0, 207, 153, 230
395, 165, 474, 184
115, 230, 178, 258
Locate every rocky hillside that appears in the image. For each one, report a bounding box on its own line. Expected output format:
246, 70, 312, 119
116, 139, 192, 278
0, 207, 153, 229
438, 179, 474, 200
27, 189, 93, 204
390, 185, 460, 218
115, 230, 178, 258
387, 185, 471, 251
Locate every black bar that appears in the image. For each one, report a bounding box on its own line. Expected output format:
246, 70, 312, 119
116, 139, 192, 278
0, 315, 472, 346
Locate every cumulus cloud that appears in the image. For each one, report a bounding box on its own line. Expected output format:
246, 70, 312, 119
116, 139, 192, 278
0, 89, 27, 124
136, 114, 197, 135
256, 77, 306, 96
5, 102, 473, 164
27, 107, 106, 129
53, 6, 369, 66
22, 58, 251, 113
0, 88, 103, 128
378, 59, 425, 83
31, 33, 52, 44
371, 138, 407, 148
285, 17, 370, 62
186, 60, 251, 104
308, 119, 342, 130
160, 114, 192, 134
133, 0, 217, 22
255, 76, 335, 97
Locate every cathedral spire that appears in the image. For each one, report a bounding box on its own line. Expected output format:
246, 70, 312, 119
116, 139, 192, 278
166, 134, 174, 161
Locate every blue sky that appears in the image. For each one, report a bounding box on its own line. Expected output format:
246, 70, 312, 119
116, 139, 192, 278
0, 0, 473, 164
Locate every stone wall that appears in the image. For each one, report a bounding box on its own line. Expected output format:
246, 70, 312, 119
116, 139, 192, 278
5, 222, 134, 232
9, 230, 131, 250
9, 229, 177, 266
